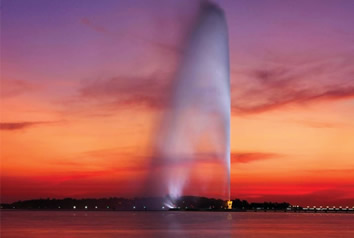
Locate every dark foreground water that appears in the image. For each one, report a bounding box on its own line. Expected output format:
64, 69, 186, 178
1, 211, 354, 237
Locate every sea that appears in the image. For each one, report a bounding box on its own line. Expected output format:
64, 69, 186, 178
1, 211, 354, 237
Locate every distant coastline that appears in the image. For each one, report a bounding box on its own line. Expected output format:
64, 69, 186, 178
1, 196, 353, 213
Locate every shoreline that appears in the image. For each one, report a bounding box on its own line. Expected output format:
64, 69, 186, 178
2, 209, 354, 214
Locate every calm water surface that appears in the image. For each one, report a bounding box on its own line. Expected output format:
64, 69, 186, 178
1, 211, 354, 237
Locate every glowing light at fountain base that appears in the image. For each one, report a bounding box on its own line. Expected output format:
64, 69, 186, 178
227, 200, 233, 210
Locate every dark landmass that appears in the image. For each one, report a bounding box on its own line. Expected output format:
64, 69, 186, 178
1, 196, 289, 211
1, 196, 353, 213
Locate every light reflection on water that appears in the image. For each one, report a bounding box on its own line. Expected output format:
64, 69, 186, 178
1, 211, 354, 237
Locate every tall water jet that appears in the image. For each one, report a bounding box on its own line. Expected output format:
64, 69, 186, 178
148, 1, 230, 206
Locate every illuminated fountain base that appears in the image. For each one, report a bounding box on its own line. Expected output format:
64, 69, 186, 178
227, 200, 233, 210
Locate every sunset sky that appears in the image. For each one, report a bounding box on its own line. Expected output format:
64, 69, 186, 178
1, 0, 354, 206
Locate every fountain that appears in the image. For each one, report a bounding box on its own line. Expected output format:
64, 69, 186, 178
148, 1, 230, 208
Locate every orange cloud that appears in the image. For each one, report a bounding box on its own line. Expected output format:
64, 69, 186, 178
233, 86, 354, 115
231, 152, 279, 164
0, 121, 56, 130
1, 79, 39, 97
232, 56, 354, 114
77, 73, 171, 110
67, 56, 354, 116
